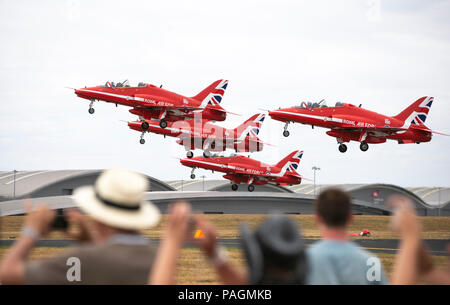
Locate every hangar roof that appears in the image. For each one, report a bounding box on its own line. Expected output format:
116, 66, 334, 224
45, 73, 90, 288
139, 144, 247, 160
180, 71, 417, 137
166, 180, 450, 208
0, 170, 175, 199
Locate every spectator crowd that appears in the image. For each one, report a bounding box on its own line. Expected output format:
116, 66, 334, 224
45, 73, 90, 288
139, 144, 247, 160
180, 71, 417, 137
0, 169, 448, 285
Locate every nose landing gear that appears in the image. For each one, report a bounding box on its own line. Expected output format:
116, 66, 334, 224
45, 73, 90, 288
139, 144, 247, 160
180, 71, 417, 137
283, 121, 290, 137
139, 132, 146, 144
88, 100, 95, 114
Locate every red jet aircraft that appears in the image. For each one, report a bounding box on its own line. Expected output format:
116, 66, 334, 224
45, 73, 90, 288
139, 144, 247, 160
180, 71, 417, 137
180, 150, 304, 192
269, 96, 447, 153
74, 79, 230, 129
128, 113, 267, 158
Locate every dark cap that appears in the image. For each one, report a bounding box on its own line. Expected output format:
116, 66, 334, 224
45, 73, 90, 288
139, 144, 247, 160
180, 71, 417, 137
240, 215, 308, 285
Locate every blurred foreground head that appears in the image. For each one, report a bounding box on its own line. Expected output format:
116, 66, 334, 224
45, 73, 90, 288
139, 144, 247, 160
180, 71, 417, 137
240, 215, 308, 285
73, 168, 160, 230
315, 188, 352, 228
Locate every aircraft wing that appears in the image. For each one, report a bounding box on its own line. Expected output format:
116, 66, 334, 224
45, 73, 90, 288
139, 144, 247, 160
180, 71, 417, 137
288, 172, 312, 181
138, 105, 205, 111
333, 126, 406, 134
335, 125, 449, 137
247, 137, 275, 147
409, 125, 450, 136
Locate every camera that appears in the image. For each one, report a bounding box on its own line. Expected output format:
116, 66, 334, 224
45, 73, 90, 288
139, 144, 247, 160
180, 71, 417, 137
51, 208, 69, 230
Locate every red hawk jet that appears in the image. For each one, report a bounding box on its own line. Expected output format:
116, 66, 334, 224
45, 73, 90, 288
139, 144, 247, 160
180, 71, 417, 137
269, 96, 447, 153
73, 79, 230, 128
128, 113, 267, 158
180, 150, 304, 192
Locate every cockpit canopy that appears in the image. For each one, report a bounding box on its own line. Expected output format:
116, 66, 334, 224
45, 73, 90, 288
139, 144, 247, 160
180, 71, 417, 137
210, 153, 238, 158
294, 99, 328, 109
99, 80, 148, 88
294, 99, 345, 108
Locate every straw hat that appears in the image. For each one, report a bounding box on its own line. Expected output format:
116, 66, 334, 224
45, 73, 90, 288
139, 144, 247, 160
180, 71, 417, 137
73, 168, 160, 230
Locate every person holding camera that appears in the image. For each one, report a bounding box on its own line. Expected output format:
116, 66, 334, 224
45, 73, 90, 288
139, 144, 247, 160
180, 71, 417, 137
0, 168, 161, 285
149, 202, 247, 285
149, 203, 309, 285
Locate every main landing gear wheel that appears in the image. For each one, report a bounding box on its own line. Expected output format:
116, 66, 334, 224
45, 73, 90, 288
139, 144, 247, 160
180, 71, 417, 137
283, 130, 290, 137
141, 121, 149, 131
248, 185, 255, 192
203, 150, 211, 158
338, 144, 347, 153
190, 174, 196, 179
159, 120, 168, 129
231, 184, 238, 191
186, 151, 194, 158
360, 142, 369, 152
88, 108, 95, 114
139, 139, 145, 145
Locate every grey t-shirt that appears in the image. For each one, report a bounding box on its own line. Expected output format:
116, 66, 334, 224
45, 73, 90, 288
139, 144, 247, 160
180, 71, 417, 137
25, 235, 156, 285
306, 240, 389, 285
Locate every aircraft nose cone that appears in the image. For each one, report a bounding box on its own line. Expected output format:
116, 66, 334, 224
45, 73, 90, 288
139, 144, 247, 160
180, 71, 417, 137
180, 158, 195, 166
74, 89, 84, 96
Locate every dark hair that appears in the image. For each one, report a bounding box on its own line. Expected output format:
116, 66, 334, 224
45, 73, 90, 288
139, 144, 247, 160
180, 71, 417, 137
315, 188, 352, 228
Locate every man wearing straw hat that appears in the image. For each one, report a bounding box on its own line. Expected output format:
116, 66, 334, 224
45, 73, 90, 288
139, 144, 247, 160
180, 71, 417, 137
0, 168, 161, 285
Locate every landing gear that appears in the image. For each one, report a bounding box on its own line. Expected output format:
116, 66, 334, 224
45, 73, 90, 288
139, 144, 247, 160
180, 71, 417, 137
248, 184, 255, 192
360, 142, 369, 152
203, 150, 211, 158
139, 132, 145, 144
88, 100, 95, 114
186, 151, 194, 158
159, 119, 167, 129
141, 121, 149, 131
283, 122, 290, 137
190, 168, 195, 179
338, 144, 347, 153
231, 184, 238, 191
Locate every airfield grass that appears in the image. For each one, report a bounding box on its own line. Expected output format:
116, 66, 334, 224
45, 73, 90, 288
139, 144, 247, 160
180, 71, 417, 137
1, 215, 449, 240
1, 215, 449, 284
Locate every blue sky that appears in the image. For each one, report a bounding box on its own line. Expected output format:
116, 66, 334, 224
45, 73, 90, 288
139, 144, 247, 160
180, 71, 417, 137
0, 0, 449, 187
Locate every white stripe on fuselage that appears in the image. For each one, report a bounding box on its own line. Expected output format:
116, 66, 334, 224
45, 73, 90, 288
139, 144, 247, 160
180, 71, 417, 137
77, 89, 143, 102
272, 110, 344, 124
77, 89, 202, 108
187, 160, 237, 170
187, 159, 288, 177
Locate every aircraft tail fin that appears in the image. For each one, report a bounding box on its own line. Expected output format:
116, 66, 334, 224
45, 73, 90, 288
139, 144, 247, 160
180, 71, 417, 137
192, 79, 228, 108
275, 150, 304, 175
394, 96, 434, 127
235, 113, 266, 140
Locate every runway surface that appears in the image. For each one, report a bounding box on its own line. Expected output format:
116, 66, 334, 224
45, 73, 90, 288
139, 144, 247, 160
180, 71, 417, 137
0, 238, 447, 256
